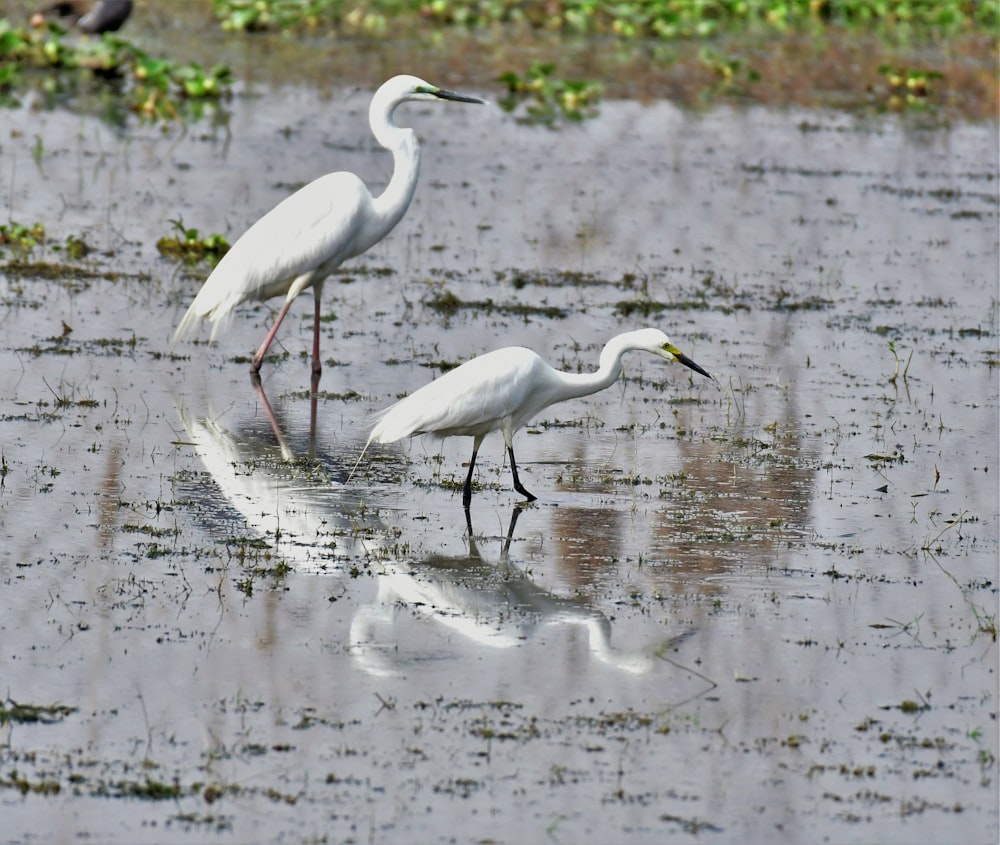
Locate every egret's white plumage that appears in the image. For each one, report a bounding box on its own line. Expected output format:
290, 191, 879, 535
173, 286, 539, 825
172, 75, 485, 378
364, 328, 713, 507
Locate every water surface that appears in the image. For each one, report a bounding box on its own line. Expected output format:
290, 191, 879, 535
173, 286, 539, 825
0, 75, 997, 844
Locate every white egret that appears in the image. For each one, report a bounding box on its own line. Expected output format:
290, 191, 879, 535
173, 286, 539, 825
172, 75, 485, 379
363, 328, 713, 507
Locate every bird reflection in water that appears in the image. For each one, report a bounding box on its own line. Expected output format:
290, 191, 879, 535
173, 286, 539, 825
176, 386, 668, 680
349, 505, 658, 679
175, 383, 375, 575
250, 372, 319, 464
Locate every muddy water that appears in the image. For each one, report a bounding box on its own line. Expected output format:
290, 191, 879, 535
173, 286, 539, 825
1, 68, 997, 845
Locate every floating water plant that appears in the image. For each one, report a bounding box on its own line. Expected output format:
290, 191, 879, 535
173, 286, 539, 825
0, 220, 45, 258
209, 1, 998, 36
213, 0, 329, 31
156, 218, 230, 265
498, 63, 602, 126
0, 18, 233, 121
699, 47, 761, 95
878, 64, 945, 110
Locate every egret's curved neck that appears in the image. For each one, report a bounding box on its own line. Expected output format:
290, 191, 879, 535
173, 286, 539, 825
369, 97, 422, 235
552, 338, 632, 404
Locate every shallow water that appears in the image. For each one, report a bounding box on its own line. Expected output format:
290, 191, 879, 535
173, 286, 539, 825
1, 67, 997, 844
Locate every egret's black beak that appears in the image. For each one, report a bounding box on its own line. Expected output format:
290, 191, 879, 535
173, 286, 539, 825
676, 352, 712, 380
435, 88, 487, 105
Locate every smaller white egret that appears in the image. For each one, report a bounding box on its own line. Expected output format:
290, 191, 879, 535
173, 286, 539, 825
363, 328, 713, 507
172, 75, 485, 379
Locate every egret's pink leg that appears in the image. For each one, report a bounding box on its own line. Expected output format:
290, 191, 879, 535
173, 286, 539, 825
308, 377, 319, 460
250, 372, 290, 456
311, 286, 323, 376
306, 285, 322, 459
250, 298, 295, 374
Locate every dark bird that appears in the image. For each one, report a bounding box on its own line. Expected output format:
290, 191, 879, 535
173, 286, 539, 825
31, 0, 134, 34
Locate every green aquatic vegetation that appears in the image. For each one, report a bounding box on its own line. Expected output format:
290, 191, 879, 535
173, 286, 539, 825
0, 220, 45, 258
101, 777, 185, 800
0, 19, 233, 121
498, 63, 602, 126
503, 268, 612, 290
770, 289, 833, 312
878, 63, 945, 110
887, 339, 913, 385
57, 233, 91, 259
157, 218, 230, 265
208, 1, 997, 35
128, 51, 233, 121
0, 773, 61, 796
213, 0, 331, 31
425, 287, 568, 320
0, 227, 90, 260
0, 698, 77, 725
169, 812, 234, 834
699, 46, 762, 96
969, 605, 997, 642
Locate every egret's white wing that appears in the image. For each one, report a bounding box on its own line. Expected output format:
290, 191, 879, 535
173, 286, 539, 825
173, 171, 370, 341
370, 348, 545, 442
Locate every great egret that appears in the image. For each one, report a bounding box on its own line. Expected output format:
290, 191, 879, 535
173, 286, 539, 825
363, 328, 713, 507
31, 0, 133, 33
172, 75, 485, 379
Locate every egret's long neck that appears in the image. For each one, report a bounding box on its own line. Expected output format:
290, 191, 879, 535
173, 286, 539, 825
369, 99, 421, 236
550, 340, 630, 404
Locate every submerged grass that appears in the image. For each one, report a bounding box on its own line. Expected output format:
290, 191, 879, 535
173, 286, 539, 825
0, 699, 77, 725
425, 288, 568, 321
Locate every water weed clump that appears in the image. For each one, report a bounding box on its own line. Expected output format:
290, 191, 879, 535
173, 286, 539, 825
156, 219, 231, 266
498, 62, 603, 125
0, 18, 233, 120
210, 0, 997, 37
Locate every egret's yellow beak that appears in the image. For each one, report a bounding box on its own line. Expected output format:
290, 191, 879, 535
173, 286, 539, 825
666, 343, 712, 380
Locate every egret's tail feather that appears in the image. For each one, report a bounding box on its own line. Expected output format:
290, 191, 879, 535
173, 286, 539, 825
346, 437, 374, 486
171, 302, 232, 347
171, 301, 203, 347
347, 405, 398, 486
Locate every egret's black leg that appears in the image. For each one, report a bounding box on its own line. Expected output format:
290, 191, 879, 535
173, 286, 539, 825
501, 504, 525, 555
508, 446, 536, 502
462, 445, 480, 509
